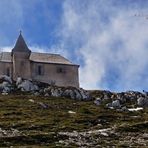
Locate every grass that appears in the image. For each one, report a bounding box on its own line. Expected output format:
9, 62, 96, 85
0, 93, 147, 147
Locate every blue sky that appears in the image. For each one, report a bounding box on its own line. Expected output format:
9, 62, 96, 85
0, 0, 148, 91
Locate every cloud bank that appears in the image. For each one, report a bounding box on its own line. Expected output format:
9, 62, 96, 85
58, 0, 148, 91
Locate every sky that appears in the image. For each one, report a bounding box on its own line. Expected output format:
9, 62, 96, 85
0, 0, 148, 91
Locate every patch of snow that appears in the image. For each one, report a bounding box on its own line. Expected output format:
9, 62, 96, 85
128, 107, 143, 111
29, 99, 35, 103
68, 111, 76, 114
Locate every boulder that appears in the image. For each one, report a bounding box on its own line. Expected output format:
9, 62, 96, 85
137, 97, 148, 107
121, 106, 129, 112
18, 80, 39, 92
74, 89, 82, 100
44, 93, 49, 97
0, 75, 12, 84
0, 81, 11, 88
106, 103, 112, 108
0, 81, 12, 93
51, 88, 62, 97
112, 100, 121, 109
16, 77, 23, 86
94, 98, 101, 106
63, 89, 75, 99
79, 88, 91, 100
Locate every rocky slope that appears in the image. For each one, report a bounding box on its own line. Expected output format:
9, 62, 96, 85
0, 75, 147, 147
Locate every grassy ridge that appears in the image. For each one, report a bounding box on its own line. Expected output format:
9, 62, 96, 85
0, 94, 147, 147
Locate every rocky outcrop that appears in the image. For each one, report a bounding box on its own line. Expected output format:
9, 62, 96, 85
137, 97, 148, 107
43, 86, 91, 100
0, 75, 91, 100
0, 75, 12, 84
17, 80, 39, 92
0, 75, 148, 107
92, 90, 148, 109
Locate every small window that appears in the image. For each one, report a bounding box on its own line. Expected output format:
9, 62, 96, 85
37, 65, 44, 75
57, 67, 66, 73
6, 68, 10, 76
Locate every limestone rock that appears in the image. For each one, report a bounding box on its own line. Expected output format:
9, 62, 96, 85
0, 81, 12, 93
76, 91, 83, 100
0, 75, 12, 84
137, 97, 148, 107
16, 77, 23, 86
51, 88, 62, 97
112, 100, 121, 109
106, 100, 121, 109
18, 80, 38, 92
94, 98, 101, 106
79, 88, 90, 100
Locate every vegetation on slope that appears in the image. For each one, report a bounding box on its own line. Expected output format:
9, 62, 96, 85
0, 93, 147, 147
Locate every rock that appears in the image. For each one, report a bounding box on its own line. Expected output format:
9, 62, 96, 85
51, 88, 62, 97
16, 77, 22, 86
106, 103, 112, 109
63, 89, 75, 99
137, 97, 148, 107
116, 93, 126, 103
3, 86, 11, 93
44, 93, 49, 97
74, 89, 82, 100
0, 81, 12, 93
121, 106, 129, 112
39, 89, 44, 94
38, 102, 48, 109
0, 81, 10, 87
34, 92, 40, 96
112, 100, 121, 109
94, 98, 101, 106
103, 94, 110, 100
18, 80, 39, 92
0, 128, 21, 137
106, 100, 121, 109
0, 75, 12, 84
79, 88, 91, 100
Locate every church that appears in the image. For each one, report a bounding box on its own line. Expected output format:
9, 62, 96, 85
0, 32, 79, 87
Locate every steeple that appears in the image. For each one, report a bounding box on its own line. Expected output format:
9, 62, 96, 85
12, 31, 31, 53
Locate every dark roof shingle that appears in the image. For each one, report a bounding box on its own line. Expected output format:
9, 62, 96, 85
12, 33, 31, 53
30, 52, 74, 65
0, 52, 11, 62
0, 52, 77, 66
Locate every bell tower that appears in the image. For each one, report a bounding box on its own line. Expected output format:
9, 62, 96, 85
11, 31, 31, 80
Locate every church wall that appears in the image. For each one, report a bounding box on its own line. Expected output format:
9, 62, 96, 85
30, 62, 79, 87
0, 62, 12, 77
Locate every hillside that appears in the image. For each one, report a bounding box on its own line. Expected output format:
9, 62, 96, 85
0, 76, 148, 147
0, 93, 147, 147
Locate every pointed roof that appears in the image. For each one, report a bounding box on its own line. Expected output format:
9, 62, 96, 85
12, 31, 31, 53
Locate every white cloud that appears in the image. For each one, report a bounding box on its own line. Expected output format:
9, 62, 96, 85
1, 46, 12, 52
59, 0, 148, 91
